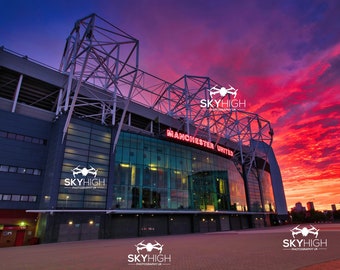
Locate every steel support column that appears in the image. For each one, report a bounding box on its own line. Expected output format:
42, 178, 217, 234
11, 74, 23, 113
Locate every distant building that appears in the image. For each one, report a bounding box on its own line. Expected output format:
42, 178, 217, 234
291, 202, 306, 212
331, 204, 337, 211
307, 201, 315, 211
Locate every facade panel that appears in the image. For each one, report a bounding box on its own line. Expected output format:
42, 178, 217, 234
112, 132, 247, 212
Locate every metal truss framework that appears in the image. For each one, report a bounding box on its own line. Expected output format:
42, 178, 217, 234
57, 14, 274, 183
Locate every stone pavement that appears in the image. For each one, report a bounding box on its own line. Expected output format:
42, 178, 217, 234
1, 224, 339, 270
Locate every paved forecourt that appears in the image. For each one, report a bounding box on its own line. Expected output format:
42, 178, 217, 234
1, 224, 340, 270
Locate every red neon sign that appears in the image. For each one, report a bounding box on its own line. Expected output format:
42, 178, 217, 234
166, 129, 233, 157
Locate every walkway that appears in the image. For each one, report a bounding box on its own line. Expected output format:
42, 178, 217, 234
1, 223, 339, 269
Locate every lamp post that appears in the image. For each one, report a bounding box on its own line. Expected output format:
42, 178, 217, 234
65, 195, 69, 208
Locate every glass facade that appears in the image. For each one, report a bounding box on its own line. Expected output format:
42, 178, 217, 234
261, 171, 276, 212
229, 168, 248, 211
56, 125, 273, 213
113, 131, 247, 211
57, 121, 111, 209
247, 170, 275, 212
247, 172, 263, 212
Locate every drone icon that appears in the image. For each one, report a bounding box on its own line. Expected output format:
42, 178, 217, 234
135, 240, 163, 254
208, 84, 238, 99
290, 225, 319, 238
71, 165, 98, 178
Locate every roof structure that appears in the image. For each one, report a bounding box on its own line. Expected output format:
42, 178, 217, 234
0, 14, 274, 182
57, 14, 274, 180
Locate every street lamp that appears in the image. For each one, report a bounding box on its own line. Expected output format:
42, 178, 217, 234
65, 195, 69, 208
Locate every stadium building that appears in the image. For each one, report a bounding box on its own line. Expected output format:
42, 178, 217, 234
0, 14, 288, 246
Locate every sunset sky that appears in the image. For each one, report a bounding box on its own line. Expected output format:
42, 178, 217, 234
1, 0, 339, 211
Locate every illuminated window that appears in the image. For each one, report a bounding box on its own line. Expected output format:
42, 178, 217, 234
0, 164, 42, 176
33, 169, 41, 176
25, 168, 34, 174
0, 165, 9, 172
28, 195, 37, 202
17, 167, 26, 174
2, 194, 11, 201
11, 195, 20, 201
9, 166, 17, 173
20, 195, 29, 201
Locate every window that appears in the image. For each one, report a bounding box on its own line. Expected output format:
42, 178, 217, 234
0, 164, 42, 176
24, 136, 32, 143
2, 194, 11, 201
28, 195, 37, 202
20, 195, 29, 201
9, 166, 17, 173
15, 134, 24, 141
11, 195, 20, 201
25, 168, 34, 174
8, 133, 16, 139
33, 169, 41, 176
17, 167, 26, 174
0, 165, 9, 172
0, 194, 37, 202
0, 130, 46, 145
